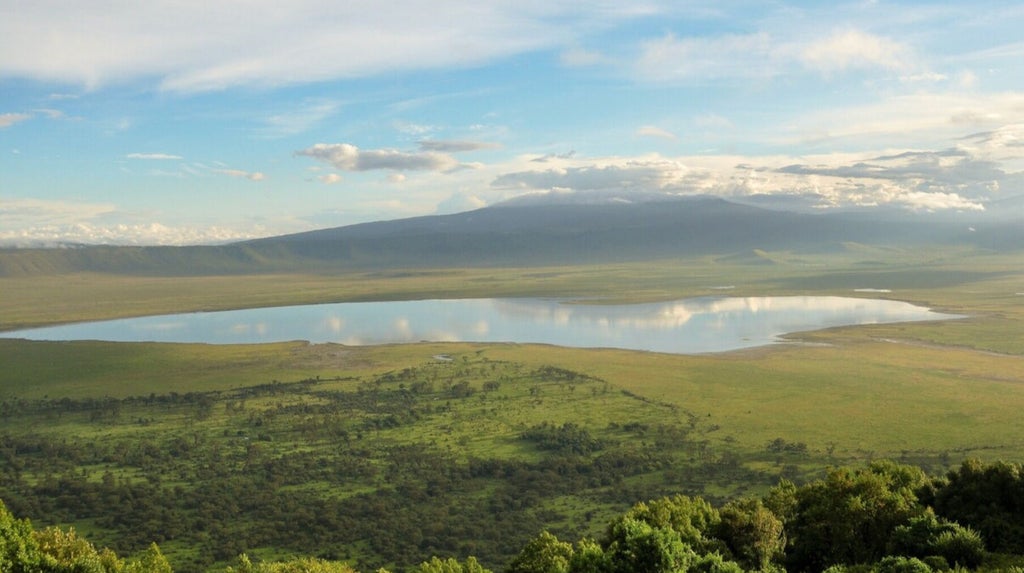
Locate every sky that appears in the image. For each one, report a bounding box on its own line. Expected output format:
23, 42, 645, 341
2, 1, 1024, 246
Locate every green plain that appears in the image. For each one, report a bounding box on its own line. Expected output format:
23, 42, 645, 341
1, 248, 1022, 571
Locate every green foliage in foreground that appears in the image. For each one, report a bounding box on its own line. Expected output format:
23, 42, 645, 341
0, 503, 172, 573
3, 340, 1024, 572
4, 459, 1024, 573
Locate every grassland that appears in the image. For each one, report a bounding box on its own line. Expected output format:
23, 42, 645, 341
1, 247, 1022, 571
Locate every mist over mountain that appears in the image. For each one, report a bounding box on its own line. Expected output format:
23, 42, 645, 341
0, 195, 1017, 277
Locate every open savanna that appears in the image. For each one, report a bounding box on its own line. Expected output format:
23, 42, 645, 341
1, 248, 1023, 571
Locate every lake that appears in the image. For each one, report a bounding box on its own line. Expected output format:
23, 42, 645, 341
0, 296, 961, 354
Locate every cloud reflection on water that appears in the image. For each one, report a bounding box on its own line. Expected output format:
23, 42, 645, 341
491, 296, 930, 333
0, 296, 960, 354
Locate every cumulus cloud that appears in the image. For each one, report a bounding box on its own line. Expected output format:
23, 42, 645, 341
957, 124, 1024, 154
417, 140, 502, 153
764, 150, 994, 210
775, 139, 1015, 203
435, 192, 487, 214
297, 143, 458, 172
487, 125, 1012, 212
0, 113, 31, 128
318, 173, 343, 184
895, 191, 984, 212
492, 159, 690, 191
126, 153, 183, 160
778, 151, 1003, 184
215, 168, 266, 181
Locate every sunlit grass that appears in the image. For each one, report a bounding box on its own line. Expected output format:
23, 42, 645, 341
1, 248, 1023, 570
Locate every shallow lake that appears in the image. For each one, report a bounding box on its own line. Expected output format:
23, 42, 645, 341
0, 296, 961, 354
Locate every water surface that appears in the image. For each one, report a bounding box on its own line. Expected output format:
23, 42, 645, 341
0, 296, 960, 354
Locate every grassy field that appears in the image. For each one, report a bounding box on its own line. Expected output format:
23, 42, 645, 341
0, 248, 1022, 571
2, 247, 1022, 462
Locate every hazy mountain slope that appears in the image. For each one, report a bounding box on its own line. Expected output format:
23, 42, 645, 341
0, 197, 1005, 277
238, 197, 978, 265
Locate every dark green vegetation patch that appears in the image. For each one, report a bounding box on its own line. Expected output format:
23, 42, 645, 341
0, 352, 753, 571
5, 459, 1024, 573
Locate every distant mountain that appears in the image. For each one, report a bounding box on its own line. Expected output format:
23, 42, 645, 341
0, 196, 1015, 277
238, 195, 984, 265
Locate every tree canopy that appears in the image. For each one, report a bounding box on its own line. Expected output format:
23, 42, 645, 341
3, 459, 1024, 573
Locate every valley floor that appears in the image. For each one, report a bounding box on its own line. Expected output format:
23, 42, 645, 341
1, 250, 1022, 571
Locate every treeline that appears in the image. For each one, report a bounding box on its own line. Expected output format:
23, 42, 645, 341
458, 458, 1024, 573
3, 458, 1024, 572
2, 360, 753, 572
1, 436, 677, 569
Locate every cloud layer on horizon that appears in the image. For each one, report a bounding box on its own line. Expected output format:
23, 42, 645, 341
486, 139, 1007, 213
3, 1, 1024, 245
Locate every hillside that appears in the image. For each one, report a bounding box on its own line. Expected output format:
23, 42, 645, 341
0, 197, 1004, 277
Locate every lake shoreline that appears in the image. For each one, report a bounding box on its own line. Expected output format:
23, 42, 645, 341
0, 295, 961, 355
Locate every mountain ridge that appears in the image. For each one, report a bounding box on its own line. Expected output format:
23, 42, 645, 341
0, 196, 1014, 277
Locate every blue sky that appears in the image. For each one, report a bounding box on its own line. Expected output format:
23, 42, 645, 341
2, 1, 1023, 245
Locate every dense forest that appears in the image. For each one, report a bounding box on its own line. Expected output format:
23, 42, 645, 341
0, 355, 794, 571
4, 457, 1024, 572
3, 347, 1023, 572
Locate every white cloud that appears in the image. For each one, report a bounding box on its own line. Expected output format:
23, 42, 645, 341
896, 191, 984, 212
801, 29, 910, 73
126, 153, 184, 160
417, 140, 502, 153
215, 168, 266, 181
637, 32, 779, 82
0, 197, 308, 246
392, 121, 437, 136
781, 92, 1024, 149
636, 126, 677, 140
484, 119, 1014, 212
0, 198, 117, 227
435, 192, 487, 214
560, 47, 610, 67
318, 173, 343, 184
260, 100, 340, 138
0, 222, 267, 247
296, 143, 458, 172
0, 113, 31, 128
636, 28, 912, 83
695, 114, 734, 130
33, 108, 64, 119
957, 123, 1024, 152
957, 70, 978, 89
492, 157, 690, 191
0, 1, 636, 92
901, 71, 948, 84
